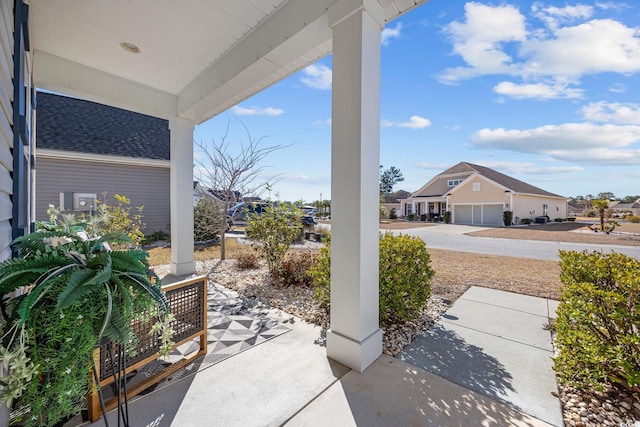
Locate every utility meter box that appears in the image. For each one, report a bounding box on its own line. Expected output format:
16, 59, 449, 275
59, 192, 97, 212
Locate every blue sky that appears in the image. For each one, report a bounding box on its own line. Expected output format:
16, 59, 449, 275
194, 1, 640, 203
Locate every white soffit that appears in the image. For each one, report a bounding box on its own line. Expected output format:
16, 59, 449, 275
30, 0, 428, 123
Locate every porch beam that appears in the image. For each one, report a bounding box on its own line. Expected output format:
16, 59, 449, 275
326, 0, 384, 372
33, 51, 177, 119
169, 117, 196, 276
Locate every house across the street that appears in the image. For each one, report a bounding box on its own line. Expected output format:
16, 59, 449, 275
400, 162, 568, 226
36, 92, 171, 233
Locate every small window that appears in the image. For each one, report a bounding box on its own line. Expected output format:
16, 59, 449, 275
472, 182, 480, 192
447, 179, 463, 187
542, 203, 549, 215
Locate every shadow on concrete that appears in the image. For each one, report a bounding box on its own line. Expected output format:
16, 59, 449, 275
400, 324, 515, 403
338, 356, 541, 427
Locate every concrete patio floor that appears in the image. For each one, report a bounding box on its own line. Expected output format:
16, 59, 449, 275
85, 287, 562, 427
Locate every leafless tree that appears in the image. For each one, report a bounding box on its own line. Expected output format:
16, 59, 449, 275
194, 120, 284, 259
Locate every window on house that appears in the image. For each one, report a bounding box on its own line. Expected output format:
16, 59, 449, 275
543, 203, 549, 215
447, 179, 463, 187
472, 182, 480, 191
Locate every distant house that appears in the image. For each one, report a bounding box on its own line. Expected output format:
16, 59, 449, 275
400, 162, 568, 226
610, 199, 640, 216
36, 92, 170, 233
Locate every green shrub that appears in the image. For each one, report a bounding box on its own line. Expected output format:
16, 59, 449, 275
407, 214, 415, 221
246, 202, 303, 276
554, 218, 564, 222
194, 196, 227, 242
379, 206, 389, 220
627, 215, 640, 223
503, 210, 513, 226
521, 218, 532, 224
554, 250, 640, 390
235, 251, 261, 270
389, 208, 397, 220
443, 211, 451, 224
587, 210, 596, 217
420, 213, 427, 222
567, 217, 576, 222
274, 251, 318, 286
310, 233, 434, 322
143, 230, 169, 244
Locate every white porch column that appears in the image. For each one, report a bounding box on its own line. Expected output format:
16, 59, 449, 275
169, 117, 196, 276
327, 0, 384, 372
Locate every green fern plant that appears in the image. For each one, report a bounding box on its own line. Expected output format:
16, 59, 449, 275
0, 230, 169, 426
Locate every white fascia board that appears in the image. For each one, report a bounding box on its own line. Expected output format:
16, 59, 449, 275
37, 148, 170, 168
33, 51, 177, 120
513, 192, 568, 201
178, 0, 336, 123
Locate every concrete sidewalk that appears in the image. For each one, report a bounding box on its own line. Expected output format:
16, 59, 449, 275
86, 287, 563, 426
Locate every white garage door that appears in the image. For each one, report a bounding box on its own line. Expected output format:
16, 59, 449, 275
482, 204, 503, 225
454, 204, 503, 225
455, 205, 472, 224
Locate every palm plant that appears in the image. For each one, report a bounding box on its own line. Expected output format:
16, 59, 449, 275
0, 230, 169, 426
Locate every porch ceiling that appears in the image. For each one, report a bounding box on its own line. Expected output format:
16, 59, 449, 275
30, 0, 428, 124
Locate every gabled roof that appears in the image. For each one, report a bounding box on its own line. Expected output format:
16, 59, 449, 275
36, 92, 169, 160
412, 162, 564, 198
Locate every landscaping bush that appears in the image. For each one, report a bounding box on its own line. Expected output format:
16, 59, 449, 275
554, 218, 564, 222
379, 206, 389, 220
503, 210, 513, 226
554, 250, 640, 390
520, 218, 532, 225
389, 208, 397, 220
194, 196, 227, 242
246, 202, 303, 276
407, 214, 415, 221
627, 215, 640, 224
443, 211, 451, 224
235, 251, 261, 270
274, 251, 318, 286
310, 233, 435, 322
587, 210, 597, 217
567, 217, 576, 222
420, 213, 427, 222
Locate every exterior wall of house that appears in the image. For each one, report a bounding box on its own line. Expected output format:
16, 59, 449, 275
414, 174, 470, 197
36, 158, 171, 234
0, 0, 16, 260
448, 177, 510, 205
511, 194, 568, 223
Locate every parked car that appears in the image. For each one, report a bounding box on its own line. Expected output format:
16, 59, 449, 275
301, 215, 317, 227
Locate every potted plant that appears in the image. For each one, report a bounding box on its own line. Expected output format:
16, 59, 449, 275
0, 229, 171, 426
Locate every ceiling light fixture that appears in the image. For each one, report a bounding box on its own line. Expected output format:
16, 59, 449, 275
120, 42, 140, 53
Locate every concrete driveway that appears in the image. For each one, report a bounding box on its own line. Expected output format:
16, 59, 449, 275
391, 224, 640, 261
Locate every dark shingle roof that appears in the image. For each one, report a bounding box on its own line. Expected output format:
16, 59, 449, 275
36, 92, 170, 160
441, 162, 564, 198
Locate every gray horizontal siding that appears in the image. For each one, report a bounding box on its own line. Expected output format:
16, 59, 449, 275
0, 0, 13, 261
36, 158, 171, 234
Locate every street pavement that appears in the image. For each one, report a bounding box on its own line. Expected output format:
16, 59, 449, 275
394, 224, 640, 261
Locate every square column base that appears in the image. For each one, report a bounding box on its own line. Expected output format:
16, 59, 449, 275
170, 261, 196, 277
327, 328, 383, 372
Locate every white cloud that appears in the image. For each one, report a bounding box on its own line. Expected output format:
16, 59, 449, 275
231, 105, 284, 116
416, 162, 455, 170
581, 102, 640, 124
440, 3, 640, 97
382, 23, 403, 46
532, 3, 593, 30
383, 116, 431, 129
471, 122, 640, 165
608, 83, 627, 93
313, 118, 332, 126
493, 81, 582, 99
301, 64, 332, 90
440, 2, 526, 83
521, 19, 640, 78
475, 160, 583, 174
